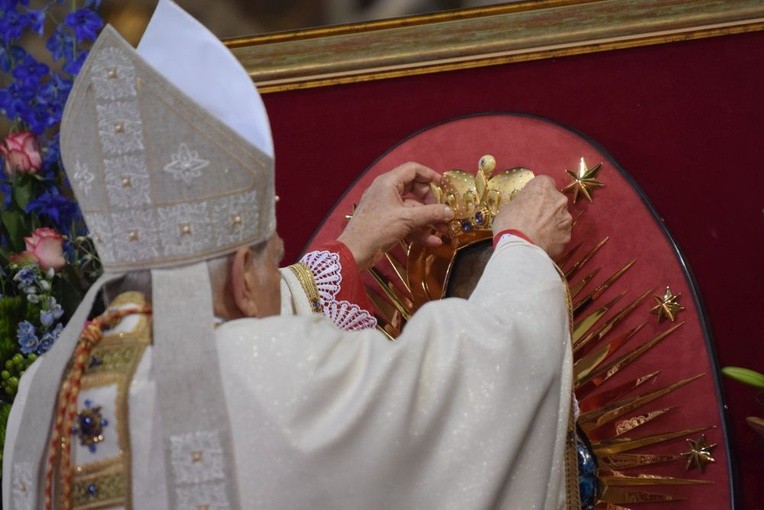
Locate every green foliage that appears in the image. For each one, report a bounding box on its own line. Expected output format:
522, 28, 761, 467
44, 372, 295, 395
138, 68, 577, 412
722, 366, 764, 389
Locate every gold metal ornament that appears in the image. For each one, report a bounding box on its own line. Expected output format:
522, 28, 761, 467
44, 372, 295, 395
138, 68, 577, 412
430, 155, 534, 238
562, 157, 604, 203
651, 286, 685, 323
681, 434, 717, 473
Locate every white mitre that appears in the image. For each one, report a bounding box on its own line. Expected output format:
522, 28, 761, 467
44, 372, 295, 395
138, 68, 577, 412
61, 0, 274, 270
7, 3, 270, 508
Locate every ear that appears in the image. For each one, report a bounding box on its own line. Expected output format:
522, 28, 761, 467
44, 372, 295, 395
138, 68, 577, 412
231, 246, 260, 317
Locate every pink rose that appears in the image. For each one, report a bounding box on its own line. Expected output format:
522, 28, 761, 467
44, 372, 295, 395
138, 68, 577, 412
1, 132, 43, 177
24, 227, 66, 271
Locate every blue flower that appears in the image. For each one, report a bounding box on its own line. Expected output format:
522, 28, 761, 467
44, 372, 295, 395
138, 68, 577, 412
64, 8, 103, 43
12, 55, 49, 87
43, 323, 63, 354
46, 24, 76, 62
27, 190, 82, 232
0, 8, 29, 44
25, 8, 46, 36
13, 266, 38, 290
63, 50, 88, 75
17, 320, 39, 355
40, 309, 54, 327
41, 297, 64, 327
0, 82, 35, 119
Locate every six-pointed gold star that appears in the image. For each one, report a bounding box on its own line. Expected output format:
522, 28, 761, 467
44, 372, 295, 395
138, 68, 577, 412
562, 157, 604, 203
681, 435, 717, 473
651, 286, 685, 323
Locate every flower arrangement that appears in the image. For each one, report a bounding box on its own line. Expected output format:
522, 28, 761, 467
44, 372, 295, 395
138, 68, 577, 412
0, 0, 104, 475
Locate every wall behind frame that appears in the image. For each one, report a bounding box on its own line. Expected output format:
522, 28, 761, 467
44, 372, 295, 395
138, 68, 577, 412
261, 29, 764, 509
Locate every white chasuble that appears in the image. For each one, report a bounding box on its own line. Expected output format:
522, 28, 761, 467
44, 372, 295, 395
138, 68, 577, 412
219, 236, 572, 509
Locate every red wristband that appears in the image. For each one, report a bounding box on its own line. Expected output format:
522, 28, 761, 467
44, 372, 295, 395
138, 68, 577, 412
493, 229, 534, 247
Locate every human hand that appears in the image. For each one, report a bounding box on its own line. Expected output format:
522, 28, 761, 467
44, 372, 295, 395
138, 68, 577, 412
492, 175, 572, 258
338, 162, 455, 270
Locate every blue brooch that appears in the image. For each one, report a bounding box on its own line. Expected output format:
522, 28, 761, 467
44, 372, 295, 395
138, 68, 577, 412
73, 399, 109, 453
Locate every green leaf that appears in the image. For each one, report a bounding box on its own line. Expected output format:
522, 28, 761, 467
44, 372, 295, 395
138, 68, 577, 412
0, 209, 28, 253
722, 366, 764, 388
12, 178, 35, 211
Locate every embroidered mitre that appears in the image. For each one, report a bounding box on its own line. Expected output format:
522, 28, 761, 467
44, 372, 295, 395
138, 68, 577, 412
60, 15, 275, 270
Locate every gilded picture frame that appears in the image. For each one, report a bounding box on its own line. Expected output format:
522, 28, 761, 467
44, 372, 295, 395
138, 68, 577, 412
225, 0, 764, 94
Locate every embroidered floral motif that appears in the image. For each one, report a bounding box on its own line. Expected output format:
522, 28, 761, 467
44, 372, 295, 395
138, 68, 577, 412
72, 160, 95, 195
175, 482, 230, 510
211, 190, 259, 247
300, 250, 342, 303
324, 300, 377, 331
104, 154, 151, 207
157, 202, 212, 256
96, 101, 144, 155
163, 143, 210, 184
170, 430, 226, 485
88, 209, 161, 266
90, 46, 137, 101
12, 462, 34, 510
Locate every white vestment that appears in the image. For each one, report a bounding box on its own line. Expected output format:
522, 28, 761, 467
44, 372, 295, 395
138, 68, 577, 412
4, 236, 572, 509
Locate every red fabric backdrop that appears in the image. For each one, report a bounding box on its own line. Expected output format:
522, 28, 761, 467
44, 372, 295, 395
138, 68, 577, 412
262, 30, 764, 508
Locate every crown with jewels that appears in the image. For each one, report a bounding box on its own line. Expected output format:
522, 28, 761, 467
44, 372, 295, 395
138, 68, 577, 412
430, 155, 535, 240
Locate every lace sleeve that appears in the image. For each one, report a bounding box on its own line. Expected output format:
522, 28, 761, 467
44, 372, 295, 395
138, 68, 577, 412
300, 242, 377, 332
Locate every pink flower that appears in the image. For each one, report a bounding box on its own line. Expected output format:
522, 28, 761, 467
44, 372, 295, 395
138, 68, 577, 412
1, 132, 43, 177
24, 228, 66, 271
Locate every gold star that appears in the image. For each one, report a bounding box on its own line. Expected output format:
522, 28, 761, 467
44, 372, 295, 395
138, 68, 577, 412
681, 434, 716, 473
650, 286, 685, 323
562, 157, 604, 203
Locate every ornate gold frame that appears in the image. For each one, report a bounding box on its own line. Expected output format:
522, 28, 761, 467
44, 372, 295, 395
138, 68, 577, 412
226, 0, 764, 94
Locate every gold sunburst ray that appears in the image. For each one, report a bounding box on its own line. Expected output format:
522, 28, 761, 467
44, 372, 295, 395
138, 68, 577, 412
599, 472, 711, 486
556, 241, 582, 268
577, 369, 659, 413
366, 287, 403, 336
599, 487, 686, 506
576, 323, 684, 393
565, 236, 609, 279
574, 323, 647, 384
573, 258, 638, 316
384, 251, 412, 295
592, 425, 713, 456
598, 452, 685, 471
574, 290, 652, 356
572, 293, 624, 343
569, 267, 602, 299
368, 267, 414, 321
580, 374, 704, 432
588, 407, 675, 441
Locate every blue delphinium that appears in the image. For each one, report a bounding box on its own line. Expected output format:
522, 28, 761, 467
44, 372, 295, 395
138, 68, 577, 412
17, 320, 39, 355
27, 190, 83, 233
65, 7, 104, 43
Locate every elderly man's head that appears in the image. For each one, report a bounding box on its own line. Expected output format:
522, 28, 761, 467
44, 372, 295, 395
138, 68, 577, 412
211, 233, 285, 320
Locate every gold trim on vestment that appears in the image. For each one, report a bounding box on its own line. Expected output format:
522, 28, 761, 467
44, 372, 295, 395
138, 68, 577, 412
288, 262, 323, 313
51, 291, 151, 510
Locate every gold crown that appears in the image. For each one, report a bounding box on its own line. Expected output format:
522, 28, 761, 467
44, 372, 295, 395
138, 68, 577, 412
430, 155, 534, 239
